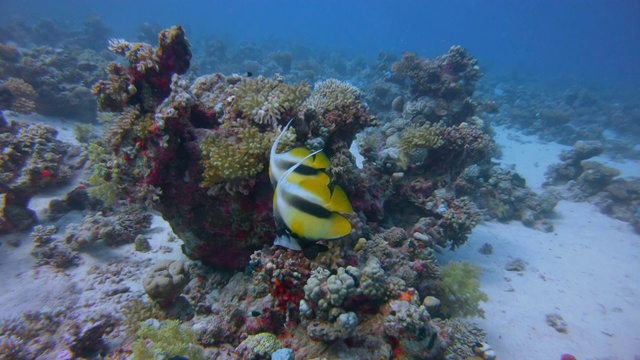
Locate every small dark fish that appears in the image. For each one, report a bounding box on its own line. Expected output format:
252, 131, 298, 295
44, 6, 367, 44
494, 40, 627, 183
246, 71, 253, 77
168, 356, 189, 360
426, 332, 437, 349
250, 310, 261, 317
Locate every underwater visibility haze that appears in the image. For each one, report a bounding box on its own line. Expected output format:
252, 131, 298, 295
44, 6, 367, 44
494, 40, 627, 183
0, 1, 639, 359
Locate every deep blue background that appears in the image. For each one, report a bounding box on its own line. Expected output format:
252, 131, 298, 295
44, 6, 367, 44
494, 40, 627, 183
2, 0, 639, 86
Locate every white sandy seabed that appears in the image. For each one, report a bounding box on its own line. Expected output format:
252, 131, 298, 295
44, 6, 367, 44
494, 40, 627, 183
439, 126, 640, 359
1, 114, 639, 359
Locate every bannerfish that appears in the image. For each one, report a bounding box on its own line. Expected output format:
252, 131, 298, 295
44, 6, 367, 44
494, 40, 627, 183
269, 119, 330, 187
269, 121, 353, 259
472, 342, 496, 360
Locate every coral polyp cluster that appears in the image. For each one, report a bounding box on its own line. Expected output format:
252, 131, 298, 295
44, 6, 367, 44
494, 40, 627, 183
200, 126, 276, 187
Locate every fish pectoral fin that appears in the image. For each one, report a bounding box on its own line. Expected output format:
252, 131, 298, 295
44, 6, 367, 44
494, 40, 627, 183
327, 185, 354, 213
274, 234, 302, 251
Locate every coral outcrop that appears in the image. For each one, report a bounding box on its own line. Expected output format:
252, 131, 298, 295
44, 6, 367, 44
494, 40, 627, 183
545, 140, 640, 233
89, 27, 374, 269
0, 118, 82, 233
143, 260, 191, 305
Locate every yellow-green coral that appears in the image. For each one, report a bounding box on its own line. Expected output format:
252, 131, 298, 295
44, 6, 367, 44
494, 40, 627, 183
121, 299, 165, 337
132, 320, 204, 360
237, 332, 281, 358
398, 122, 444, 169
437, 260, 488, 318
86, 142, 123, 205
200, 126, 275, 187
104, 106, 139, 150
232, 75, 309, 125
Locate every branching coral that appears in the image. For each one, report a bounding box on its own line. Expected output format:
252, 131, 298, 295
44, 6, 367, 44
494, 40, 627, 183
120, 299, 164, 336
64, 202, 152, 248
230, 75, 309, 125
92, 62, 131, 112
86, 141, 125, 205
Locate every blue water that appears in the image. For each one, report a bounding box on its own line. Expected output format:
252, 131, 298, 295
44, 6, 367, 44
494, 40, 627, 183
2, 0, 639, 86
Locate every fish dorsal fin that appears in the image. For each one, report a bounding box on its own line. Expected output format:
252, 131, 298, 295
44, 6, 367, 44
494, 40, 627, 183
327, 185, 354, 213
296, 176, 352, 213
270, 119, 294, 161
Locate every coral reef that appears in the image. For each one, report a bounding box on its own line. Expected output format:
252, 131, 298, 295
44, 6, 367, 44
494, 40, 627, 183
0, 119, 82, 233
544, 140, 640, 233
0, 77, 38, 114
30, 224, 79, 268
64, 202, 153, 248
391, 46, 482, 125
89, 27, 374, 269
0, 40, 107, 120
455, 163, 558, 231
93, 25, 192, 113
0, 24, 554, 359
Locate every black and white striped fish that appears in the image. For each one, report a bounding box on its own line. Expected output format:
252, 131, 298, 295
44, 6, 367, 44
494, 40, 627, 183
269, 120, 353, 259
